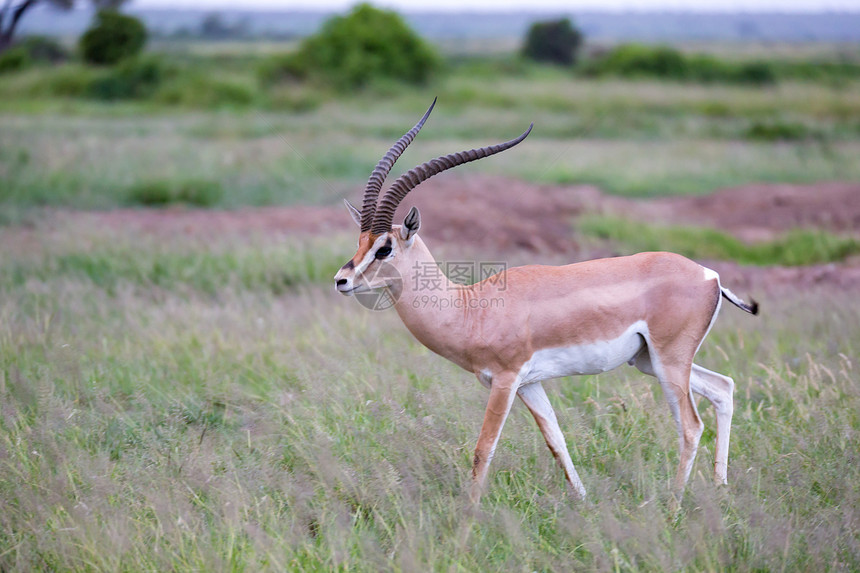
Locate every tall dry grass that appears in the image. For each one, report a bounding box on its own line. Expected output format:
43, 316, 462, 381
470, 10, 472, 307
1, 220, 858, 570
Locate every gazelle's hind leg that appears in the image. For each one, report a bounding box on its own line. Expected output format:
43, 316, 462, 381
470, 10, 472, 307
517, 381, 587, 499
690, 364, 734, 484
632, 349, 704, 497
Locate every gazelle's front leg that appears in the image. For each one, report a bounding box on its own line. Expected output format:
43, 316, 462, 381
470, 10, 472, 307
470, 370, 519, 503
517, 381, 587, 499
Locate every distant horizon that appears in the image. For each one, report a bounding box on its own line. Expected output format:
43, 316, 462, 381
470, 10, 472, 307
125, 0, 860, 13
23, 4, 860, 42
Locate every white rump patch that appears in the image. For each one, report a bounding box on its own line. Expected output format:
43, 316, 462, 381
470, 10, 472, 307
702, 266, 720, 282
518, 321, 648, 384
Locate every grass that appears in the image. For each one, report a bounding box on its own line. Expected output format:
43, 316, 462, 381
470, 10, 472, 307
1, 107, 859, 212
0, 46, 859, 211
578, 215, 860, 265
0, 224, 345, 295
1, 221, 858, 570
1, 41, 859, 569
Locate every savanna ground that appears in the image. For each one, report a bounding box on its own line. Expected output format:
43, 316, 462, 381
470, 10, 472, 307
1, 40, 860, 570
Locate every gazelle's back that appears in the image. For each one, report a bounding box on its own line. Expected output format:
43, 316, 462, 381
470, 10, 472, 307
490, 252, 720, 352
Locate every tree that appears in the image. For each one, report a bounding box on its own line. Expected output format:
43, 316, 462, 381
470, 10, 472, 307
200, 12, 249, 40
288, 3, 440, 89
0, 0, 126, 53
79, 8, 145, 65
522, 18, 583, 66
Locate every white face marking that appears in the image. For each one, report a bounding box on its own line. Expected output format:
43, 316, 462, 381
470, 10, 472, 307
518, 321, 648, 384
354, 234, 392, 275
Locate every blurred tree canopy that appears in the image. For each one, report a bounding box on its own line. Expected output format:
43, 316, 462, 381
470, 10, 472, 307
200, 12, 250, 40
522, 18, 583, 66
79, 8, 146, 65
266, 3, 439, 89
0, 0, 126, 52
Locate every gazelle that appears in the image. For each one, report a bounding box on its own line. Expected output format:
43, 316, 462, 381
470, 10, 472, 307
334, 100, 758, 503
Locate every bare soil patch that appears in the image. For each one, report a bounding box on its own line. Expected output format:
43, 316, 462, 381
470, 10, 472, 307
11, 176, 860, 291
624, 181, 860, 242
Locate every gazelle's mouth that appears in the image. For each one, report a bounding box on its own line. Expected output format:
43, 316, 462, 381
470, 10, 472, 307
337, 284, 372, 296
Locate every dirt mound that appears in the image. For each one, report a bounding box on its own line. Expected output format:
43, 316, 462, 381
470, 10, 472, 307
393, 175, 602, 252
72, 176, 859, 248
628, 181, 860, 242
23, 176, 860, 291
397, 176, 860, 293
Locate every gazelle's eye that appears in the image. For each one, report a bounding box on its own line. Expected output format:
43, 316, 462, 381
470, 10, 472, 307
375, 246, 392, 259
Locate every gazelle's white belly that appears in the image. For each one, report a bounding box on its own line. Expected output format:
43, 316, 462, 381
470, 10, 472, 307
518, 321, 647, 384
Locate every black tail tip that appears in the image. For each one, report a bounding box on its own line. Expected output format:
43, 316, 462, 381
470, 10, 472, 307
749, 299, 760, 316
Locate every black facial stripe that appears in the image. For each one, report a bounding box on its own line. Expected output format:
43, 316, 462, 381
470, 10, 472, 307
341, 260, 355, 271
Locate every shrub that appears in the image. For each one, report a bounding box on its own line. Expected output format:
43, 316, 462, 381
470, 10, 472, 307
522, 18, 583, 66
257, 52, 308, 86
744, 121, 814, 142
685, 54, 732, 83
19, 36, 69, 64
0, 46, 30, 74
79, 10, 147, 66
598, 44, 688, 79
735, 61, 776, 85
28, 65, 96, 97
86, 56, 166, 100
279, 3, 439, 89
0, 36, 70, 75
154, 74, 257, 108
266, 84, 322, 112
126, 179, 223, 207
586, 43, 778, 86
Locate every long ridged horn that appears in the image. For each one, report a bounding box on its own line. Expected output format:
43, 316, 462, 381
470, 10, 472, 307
370, 123, 533, 236
360, 98, 437, 233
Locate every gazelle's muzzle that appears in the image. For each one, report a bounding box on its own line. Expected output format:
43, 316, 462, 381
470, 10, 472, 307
334, 268, 355, 295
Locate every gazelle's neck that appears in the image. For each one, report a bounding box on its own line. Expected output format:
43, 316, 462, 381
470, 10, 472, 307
390, 236, 478, 371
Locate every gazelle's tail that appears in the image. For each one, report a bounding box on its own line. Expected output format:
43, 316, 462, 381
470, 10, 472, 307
721, 286, 759, 315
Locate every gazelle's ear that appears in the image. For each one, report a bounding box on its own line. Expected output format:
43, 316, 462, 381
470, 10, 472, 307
400, 206, 421, 241
344, 199, 361, 227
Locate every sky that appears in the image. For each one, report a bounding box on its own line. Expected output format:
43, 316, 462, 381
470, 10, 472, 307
130, 0, 860, 12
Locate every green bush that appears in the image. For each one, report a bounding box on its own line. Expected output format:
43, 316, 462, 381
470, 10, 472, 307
278, 3, 439, 89
685, 54, 732, 82
79, 10, 147, 66
86, 56, 166, 100
584, 44, 777, 85
126, 179, 223, 207
19, 36, 69, 64
744, 121, 814, 142
27, 65, 97, 97
596, 44, 688, 79
0, 46, 30, 74
735, 61, 777, 85
522, 18, 583, 66
265, 84, 322, 112
257, 53, 309, 86
154, 74, 257, 108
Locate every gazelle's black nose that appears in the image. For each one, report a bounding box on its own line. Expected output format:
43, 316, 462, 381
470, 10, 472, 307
336, 279, 348, 287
